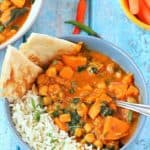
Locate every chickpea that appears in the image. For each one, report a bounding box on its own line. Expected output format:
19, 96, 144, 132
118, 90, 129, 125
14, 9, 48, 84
47, 105, 54, 113
84, 123, 93, 133
106, 63, 115, 74
46, 67, 57, 77
74, 128, 84, 137
94, 140, 103, 148
115, 71, 122, 79
84, 133, 96, 143
77, 103, 88, 117
43, 97, 52, 106
39, 85, 48, 96
96, 82, 106, 89
37, 74, 49, 85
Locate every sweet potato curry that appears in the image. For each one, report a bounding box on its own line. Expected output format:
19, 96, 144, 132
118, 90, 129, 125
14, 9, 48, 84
36, 46, 139, 150
0, 0, 33, 44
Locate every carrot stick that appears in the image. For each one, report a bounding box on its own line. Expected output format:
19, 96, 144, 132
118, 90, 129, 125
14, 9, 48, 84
128, 0, 139, 15
73, 0, 87, 34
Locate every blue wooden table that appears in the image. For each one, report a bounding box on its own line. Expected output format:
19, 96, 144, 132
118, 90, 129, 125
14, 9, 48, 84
0, 0, 150, 150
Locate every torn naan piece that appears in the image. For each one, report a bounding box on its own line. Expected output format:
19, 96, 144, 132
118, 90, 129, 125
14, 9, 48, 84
0, 46, 43, 102
19, 33, 82, 67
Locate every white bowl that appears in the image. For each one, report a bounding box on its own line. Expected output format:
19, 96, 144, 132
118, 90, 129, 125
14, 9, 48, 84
0, 0, 43, 50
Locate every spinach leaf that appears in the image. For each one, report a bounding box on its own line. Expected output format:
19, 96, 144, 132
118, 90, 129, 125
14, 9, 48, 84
68, 111, 80, 134
100, 102, 113, 117
10, 25, 19, 30
90, 67, 98, 74
30, 0, 35, 4
77, 65, 87, 72
70, 111, 80, 124
69, 87, 75, 94
5, 7, 29, 26
52, 110, 59, 118
72, 98, 80, 104
0, 25, 4, 32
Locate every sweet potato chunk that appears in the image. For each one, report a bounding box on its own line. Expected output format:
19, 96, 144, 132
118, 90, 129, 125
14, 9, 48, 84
109, 82, 128, 99
122, 73, 133, 85
102, 116, 130, 140
126, 85, 139, 97
11, 0, 25, 8
59, 114, 71, 123
99, 93, 112, 103
0, 0, 11, 11
54, 118, 68, 131
62, 55, 87, 70
59, 66, 74, 80
88, 101, 100, 119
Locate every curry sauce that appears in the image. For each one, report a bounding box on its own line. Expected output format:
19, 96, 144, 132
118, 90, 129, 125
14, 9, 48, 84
36, 46, 139, 150
0, 0, 32, 44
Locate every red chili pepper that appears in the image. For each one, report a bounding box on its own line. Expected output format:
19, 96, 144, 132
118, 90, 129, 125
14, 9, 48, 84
73, 0, 87, 34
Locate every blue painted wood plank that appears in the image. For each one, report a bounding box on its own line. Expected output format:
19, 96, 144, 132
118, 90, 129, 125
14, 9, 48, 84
91, 1, 150, 149
24, 0, 90, 39
0, 0, 90, 150
0, 39, 23, 150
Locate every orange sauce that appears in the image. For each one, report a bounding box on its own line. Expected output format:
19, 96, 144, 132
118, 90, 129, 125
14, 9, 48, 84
0, 0, 32, 44
36, 46, 139, 149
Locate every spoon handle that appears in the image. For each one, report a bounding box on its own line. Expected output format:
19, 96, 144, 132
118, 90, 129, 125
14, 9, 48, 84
116, 100, 150, 117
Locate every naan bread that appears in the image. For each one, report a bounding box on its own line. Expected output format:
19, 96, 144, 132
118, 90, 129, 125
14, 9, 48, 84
0, 46, 43, 102
19, 33, 82, 67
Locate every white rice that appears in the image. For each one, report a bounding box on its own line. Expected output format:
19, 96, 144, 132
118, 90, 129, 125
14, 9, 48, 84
10, 92, 85, 150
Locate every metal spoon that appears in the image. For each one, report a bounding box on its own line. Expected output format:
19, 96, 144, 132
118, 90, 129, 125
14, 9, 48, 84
116, 100, 150, 117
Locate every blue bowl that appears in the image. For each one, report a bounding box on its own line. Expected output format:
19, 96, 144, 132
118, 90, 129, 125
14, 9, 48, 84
4, 35, 148, 150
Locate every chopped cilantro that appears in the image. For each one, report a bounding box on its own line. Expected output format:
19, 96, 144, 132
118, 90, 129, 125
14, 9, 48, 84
31, 99, 36, 110
69, 88, 75, 94
77, 65, 87, 72
72, 98, 80, 104
33, 111, 40, 122
100, 102, 113, 117
0, 25, 4, 32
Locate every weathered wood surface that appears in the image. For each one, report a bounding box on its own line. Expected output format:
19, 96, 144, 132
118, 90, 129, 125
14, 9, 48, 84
0, 0, 150, 149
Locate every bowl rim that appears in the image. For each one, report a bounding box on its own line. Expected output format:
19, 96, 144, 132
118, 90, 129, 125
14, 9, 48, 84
3, 35, 149, 150
0, 0, 43, 50
62, 35, 148, 150
119, 0, 150, 30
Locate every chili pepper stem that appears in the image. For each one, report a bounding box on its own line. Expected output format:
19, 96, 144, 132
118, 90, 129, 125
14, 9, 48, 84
65, 20, 101, 38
